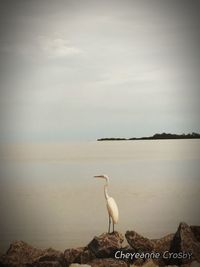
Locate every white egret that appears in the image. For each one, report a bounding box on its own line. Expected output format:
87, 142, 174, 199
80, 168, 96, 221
94, 174, 119, 233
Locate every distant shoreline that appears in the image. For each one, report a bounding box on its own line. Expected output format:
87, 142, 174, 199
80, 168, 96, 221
97, 132, 200, 141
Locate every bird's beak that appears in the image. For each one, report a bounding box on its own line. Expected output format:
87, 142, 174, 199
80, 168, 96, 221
94, 175, 103, 178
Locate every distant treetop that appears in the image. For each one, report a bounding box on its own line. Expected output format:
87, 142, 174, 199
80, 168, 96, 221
97, 132, 200, 141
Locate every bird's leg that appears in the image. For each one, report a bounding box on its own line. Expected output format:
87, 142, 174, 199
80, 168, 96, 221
108, 216, 111, 233
112, 220, 115, 233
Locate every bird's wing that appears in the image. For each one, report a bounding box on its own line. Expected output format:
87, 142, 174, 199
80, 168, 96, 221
107, 197, 119, 224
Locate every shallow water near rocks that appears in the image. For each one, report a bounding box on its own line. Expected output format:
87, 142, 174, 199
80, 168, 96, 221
0, 140, 200, 252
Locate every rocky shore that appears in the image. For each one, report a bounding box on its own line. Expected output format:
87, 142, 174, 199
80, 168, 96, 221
0, 222, 200, 267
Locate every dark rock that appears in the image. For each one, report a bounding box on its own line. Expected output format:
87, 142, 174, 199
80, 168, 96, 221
0, 241, 65, 267
132, 259, 159, 266
131, 258, 146, 266
0, 252, 5, 267
0, 240, 44, 267
88, 232, 124, 258
0, 256, 6, 267
190, 226, 200, 243
125, 231, 174, 266
37, 248, 63, 260
118, 245, 136, 264
64, 247, 84, 265
125, 231, 154, 252
28, 262, 63, 267
87, 258, 128, 267
168, 222, 200, 265
76, 249, 96, 264
152, 233, 174, 253
181, 261, 200, 267
31, 248, 65, 267
151, 233, 174, 266
69, 265, 92, 267
64, 247, 95, 266
145, 259, 160, 266
1, 224, 200, 267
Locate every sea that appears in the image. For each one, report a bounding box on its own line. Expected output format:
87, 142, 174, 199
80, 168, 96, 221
0, 140, 200, 252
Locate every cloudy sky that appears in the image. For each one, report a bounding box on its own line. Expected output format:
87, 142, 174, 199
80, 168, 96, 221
0, 0, 200, 142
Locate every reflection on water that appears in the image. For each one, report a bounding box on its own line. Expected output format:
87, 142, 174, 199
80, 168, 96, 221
0, 140, 200, 251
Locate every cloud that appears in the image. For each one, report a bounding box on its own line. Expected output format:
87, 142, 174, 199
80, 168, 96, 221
38, 36, 82, 58
0, 0, 200, 141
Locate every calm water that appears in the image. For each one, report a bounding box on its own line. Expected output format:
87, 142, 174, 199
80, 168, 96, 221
0, 140, 200, 252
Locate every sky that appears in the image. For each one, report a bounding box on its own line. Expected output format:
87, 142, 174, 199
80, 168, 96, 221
0, 0, 200, 142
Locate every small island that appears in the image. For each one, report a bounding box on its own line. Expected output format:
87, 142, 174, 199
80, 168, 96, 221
97, 132, 200, 141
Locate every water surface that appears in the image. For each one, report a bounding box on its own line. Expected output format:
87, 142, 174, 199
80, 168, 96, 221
0, 140, 200, 252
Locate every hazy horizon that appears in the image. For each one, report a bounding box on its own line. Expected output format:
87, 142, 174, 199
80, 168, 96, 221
0, 0, 200, 142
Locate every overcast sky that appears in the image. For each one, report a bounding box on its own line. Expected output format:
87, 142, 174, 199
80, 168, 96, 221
0, 0, 200, 142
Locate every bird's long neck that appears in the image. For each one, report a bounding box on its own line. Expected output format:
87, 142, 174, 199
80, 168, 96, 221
104, 182, 109, 200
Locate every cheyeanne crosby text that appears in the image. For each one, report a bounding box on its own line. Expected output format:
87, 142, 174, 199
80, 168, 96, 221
115, 250, 192, 260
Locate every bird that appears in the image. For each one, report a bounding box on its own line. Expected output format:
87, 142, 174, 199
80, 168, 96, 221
94, 174, 119, 233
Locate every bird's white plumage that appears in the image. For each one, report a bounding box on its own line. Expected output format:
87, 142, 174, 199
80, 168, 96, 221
107, 197, 119, 224
94, 174, 119, 232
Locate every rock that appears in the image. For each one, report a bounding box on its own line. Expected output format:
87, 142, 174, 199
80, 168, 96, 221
76, 249, 96, 264
88, 232, 124, 258
130, 258, 146, 266
64, 248, 85, 265
0, 240, 44, 267
64, 247, 95, 265
152, 233, 174, 253
181, 261, 200, 267
0, 241, 65, 267
130, 259, 159, 267
125, 231, 154, 252
117, 246, 136, 264
168, 222, 200, 265
191, 226, 200, 243
151, 233, 174, 266
0, 251, 5, 267
87, 258, 128, 267
0, 256, 5, 267
189, 261, 200, 267
125, 231, 174, 266
1, 224, 200, 267
28, 262, 63, 267
30, 247, 65, 267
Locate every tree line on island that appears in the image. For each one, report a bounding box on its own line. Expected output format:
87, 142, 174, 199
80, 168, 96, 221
97, 132, 200, 141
